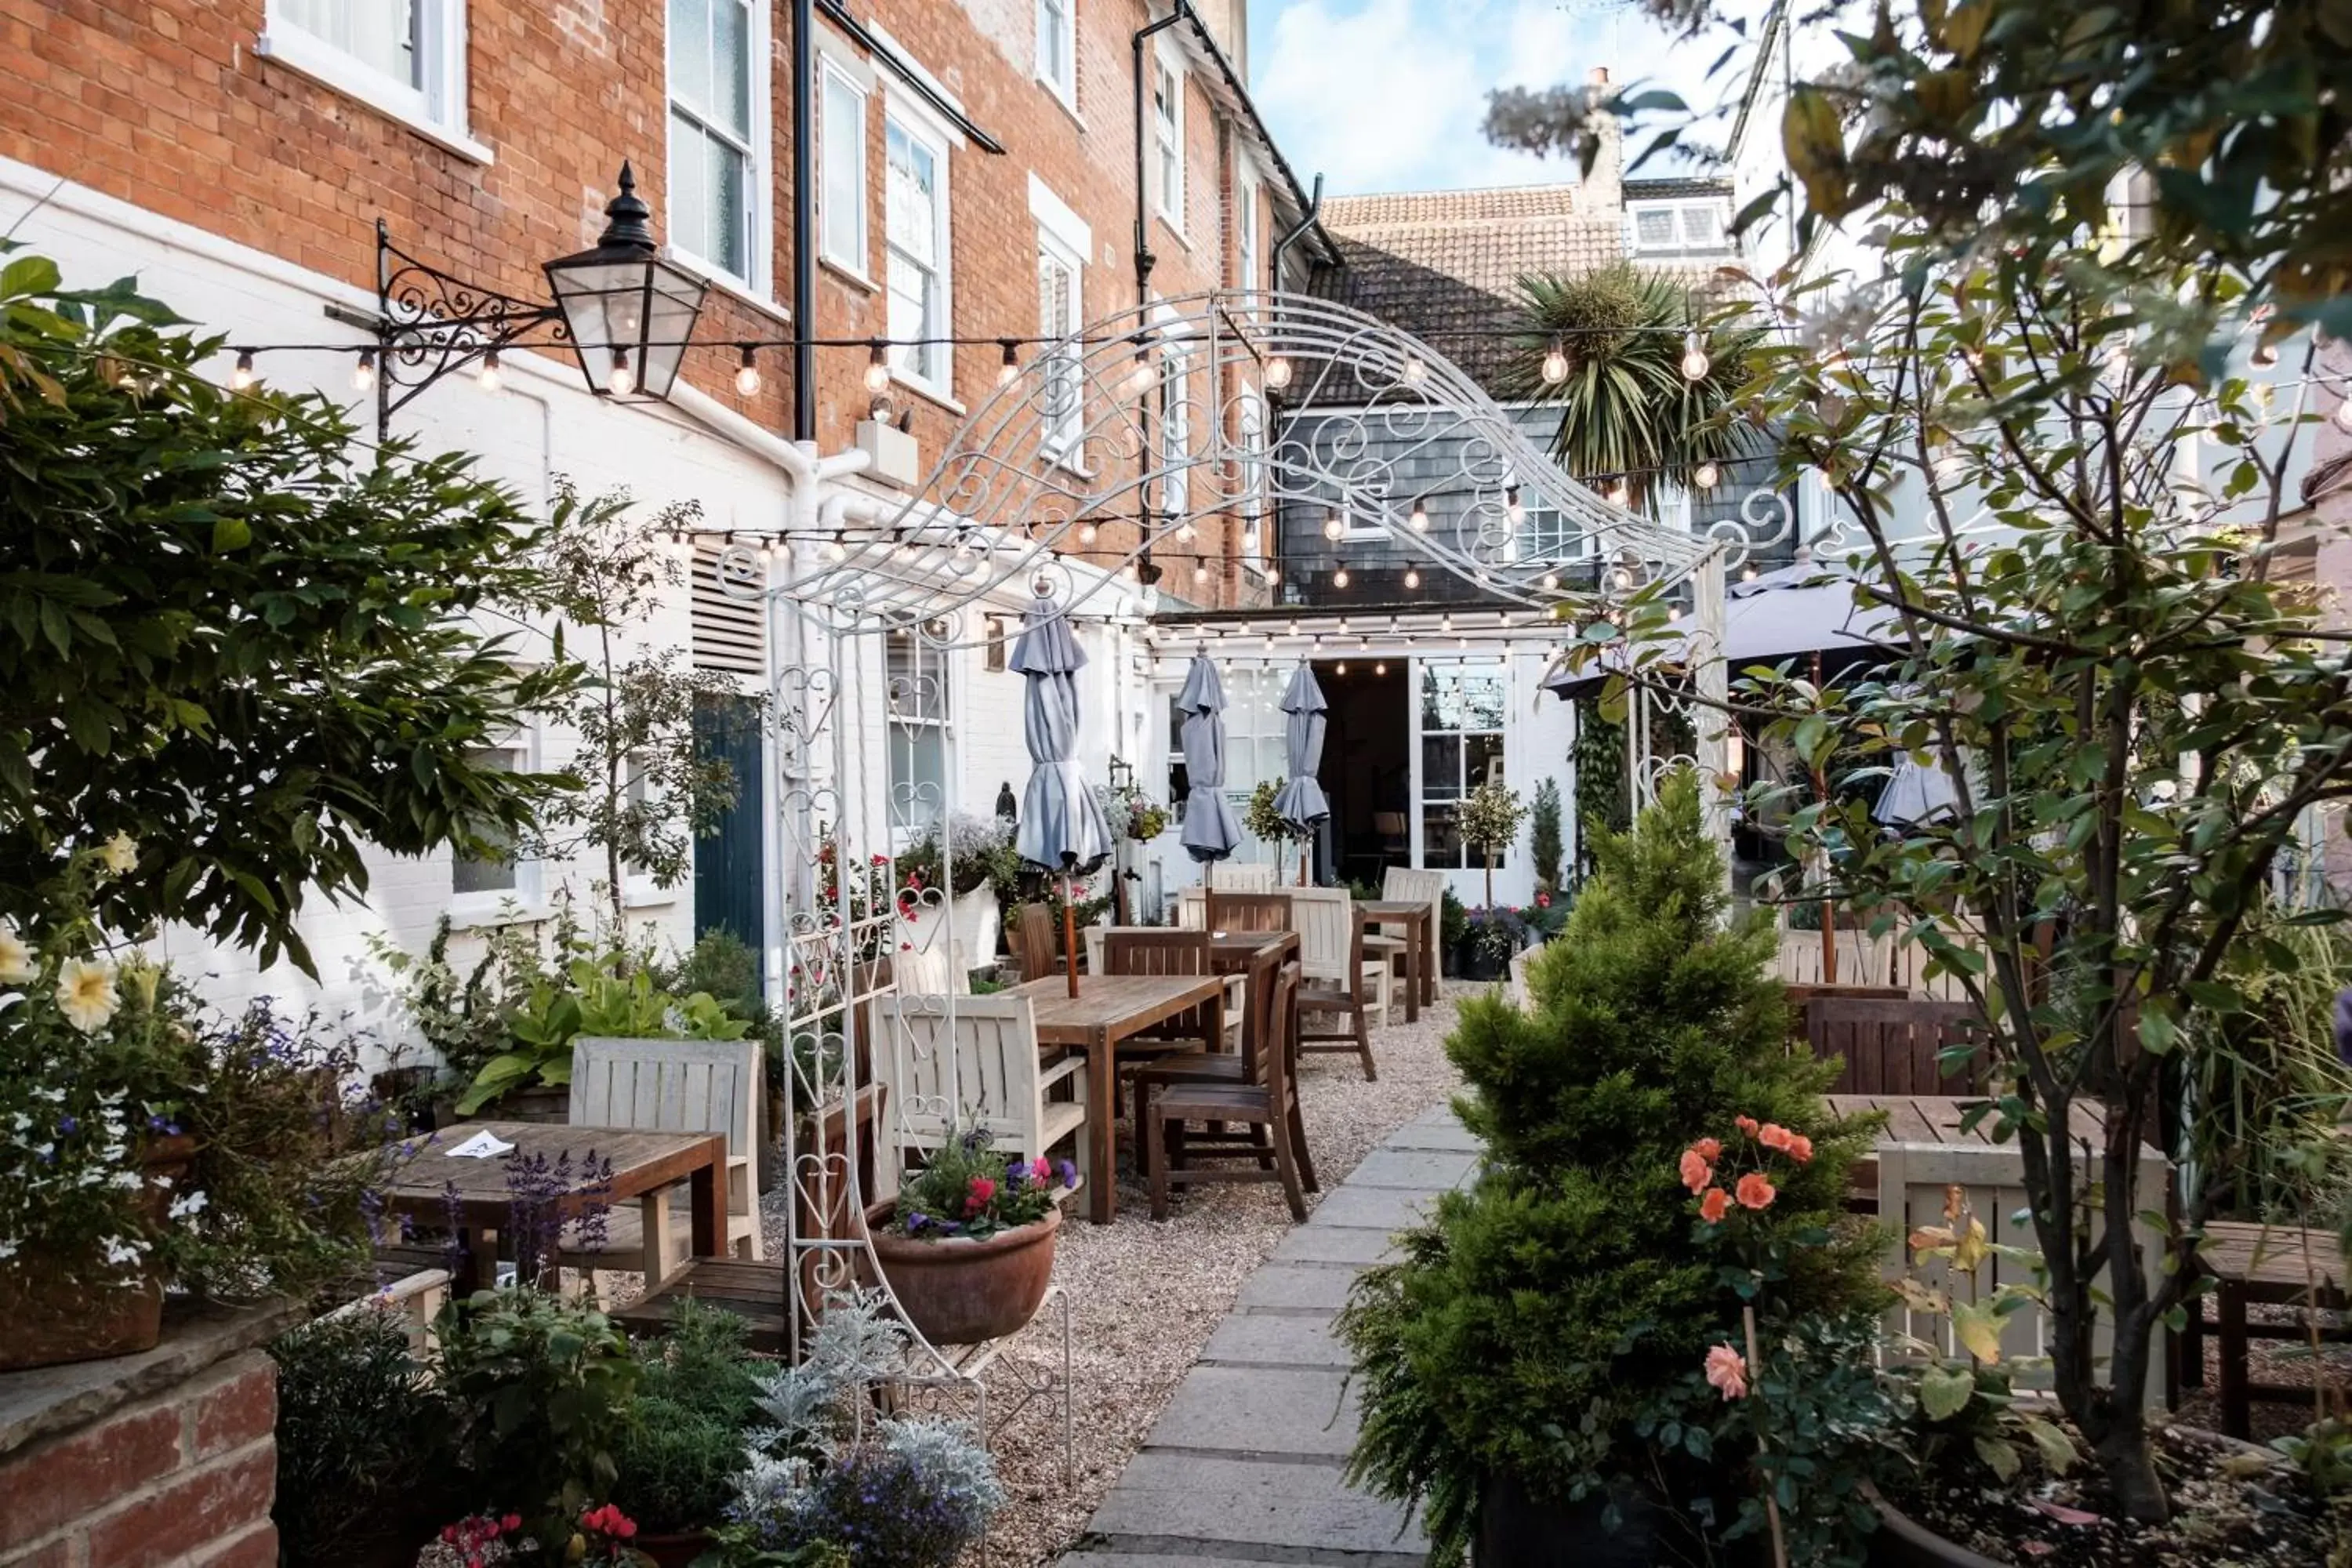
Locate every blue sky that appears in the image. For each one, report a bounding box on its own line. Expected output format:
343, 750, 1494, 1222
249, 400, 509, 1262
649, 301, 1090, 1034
1245, 0, 1722, 197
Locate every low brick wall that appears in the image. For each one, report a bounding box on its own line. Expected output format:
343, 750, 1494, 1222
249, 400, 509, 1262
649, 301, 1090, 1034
0, 1305, 293, 1568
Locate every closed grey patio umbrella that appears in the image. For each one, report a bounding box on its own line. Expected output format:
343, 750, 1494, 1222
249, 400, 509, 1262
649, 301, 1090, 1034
1177, 654, 1244, 878
1009, 593, 1111, 995
1272, 662, 1330, 885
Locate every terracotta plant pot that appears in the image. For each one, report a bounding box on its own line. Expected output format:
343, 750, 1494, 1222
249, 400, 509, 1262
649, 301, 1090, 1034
0, 1134, 197, 1372
633, 1530, 716, 1568
859, 1200, 1060, 1345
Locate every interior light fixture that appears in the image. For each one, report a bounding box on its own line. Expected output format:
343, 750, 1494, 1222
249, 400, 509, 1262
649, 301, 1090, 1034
608, 349, 634, 397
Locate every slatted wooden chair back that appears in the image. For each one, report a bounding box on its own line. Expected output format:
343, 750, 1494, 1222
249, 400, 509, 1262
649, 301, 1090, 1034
871, 993, 1080, 1191
1260, 963, 1301, 1094
568, 1036, 764, 1259
1204, 862, 1277, 894
1289, 886, 1355, 985
1105, 929, 1218, 1044
1013, 902, 1058, 982
1381, 866, 1448, 934
896, 939, 970, 997
1208, 891, 1294, 933
1800, 997, 1987, 1094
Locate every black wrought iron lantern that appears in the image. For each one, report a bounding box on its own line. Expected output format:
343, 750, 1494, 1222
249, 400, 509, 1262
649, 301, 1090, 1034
543, 162, 710, 401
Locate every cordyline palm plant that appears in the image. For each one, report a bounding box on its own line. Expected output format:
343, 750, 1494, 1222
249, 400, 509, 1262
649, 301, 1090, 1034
1494, 262, 1765, 514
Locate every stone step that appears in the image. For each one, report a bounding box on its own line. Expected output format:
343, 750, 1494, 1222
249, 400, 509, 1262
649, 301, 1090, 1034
1201, 1310, 1351, 1369
1235, 1265, 1361, 1313
1144, 1366, 1360, 1457
1343, 1149, 1479, 1190
1089, 1450, 1428, 1556
1302, 1185, 1439, 1233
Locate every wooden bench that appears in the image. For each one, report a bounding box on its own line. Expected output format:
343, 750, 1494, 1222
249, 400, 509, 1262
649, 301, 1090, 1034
613, 1258, 790, 1351
1799, 996, 1987, 1094
2178, 1221, 2351, 1437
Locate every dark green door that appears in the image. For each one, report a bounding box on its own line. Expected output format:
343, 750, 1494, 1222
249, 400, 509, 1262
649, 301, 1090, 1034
694, 695, 765, 949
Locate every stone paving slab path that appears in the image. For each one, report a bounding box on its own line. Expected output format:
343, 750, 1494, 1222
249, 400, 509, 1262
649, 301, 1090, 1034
1054, 1105, 1475, 1566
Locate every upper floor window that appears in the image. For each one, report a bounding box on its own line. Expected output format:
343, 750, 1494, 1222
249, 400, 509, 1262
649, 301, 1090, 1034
258, 0, 480, 158
1157, 337, 1192, 520
670, 0, 765, 286
1036, 234, 1083, 456
452, 739, 537, 909
1151, 56, 1184, 227
1236, 169, 1262, 292
1037, 0, 1076, 105
887, 626, 951, 838
886, 113, 953, 392
819, 63, 869, 274
1628, 198, 1731, 258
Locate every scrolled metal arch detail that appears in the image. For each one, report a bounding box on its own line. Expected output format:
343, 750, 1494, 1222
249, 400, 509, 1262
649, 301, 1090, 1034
765, 290, 1711, 637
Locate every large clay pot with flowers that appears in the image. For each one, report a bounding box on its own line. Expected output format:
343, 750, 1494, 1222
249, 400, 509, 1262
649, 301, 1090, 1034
858, 1138, 1068, 1345
0, 1132, 196, 1371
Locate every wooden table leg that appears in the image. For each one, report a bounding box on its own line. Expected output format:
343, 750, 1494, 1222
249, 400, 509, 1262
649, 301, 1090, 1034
2217, 1279, 2250, 1439
641, 1190, 676, 1286
689, 1153, 724, 1261
1087, 1033, 1116, 1225
1421, 910, 1437, 1004
1403, 917, 1421, 1023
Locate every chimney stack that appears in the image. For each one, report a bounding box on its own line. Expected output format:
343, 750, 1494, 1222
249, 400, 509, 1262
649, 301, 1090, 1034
1584, 64, 1622, 212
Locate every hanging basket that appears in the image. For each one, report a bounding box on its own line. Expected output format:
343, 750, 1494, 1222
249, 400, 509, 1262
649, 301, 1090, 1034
0, 1134, 198, 1372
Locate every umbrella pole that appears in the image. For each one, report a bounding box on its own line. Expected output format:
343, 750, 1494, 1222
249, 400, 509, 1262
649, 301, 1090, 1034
1810, 651, 1837, 985
1062, 870, 1081, 998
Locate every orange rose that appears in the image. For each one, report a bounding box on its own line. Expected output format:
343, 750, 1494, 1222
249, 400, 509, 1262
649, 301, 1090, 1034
1693, 1138, 1722, 1161
1679, 1148, 1713, 1192
1704, 1343, 1748, 1399
1787, 1134, 1814, 1163
1759, 1123, 1794, 1152
1697, 1186, 1730, 1223
1735, 1171, 1777, 1210
1735, 1115, 1761, 1137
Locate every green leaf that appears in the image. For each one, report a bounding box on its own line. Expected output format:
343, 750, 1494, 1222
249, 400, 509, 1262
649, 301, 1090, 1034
1918, 1363, 1976, 1421
210, 516, 252, 553
1975, 1435, 2022, 1483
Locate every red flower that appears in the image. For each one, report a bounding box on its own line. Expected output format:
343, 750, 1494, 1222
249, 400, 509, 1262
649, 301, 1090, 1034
1735, 1115, 1761, 1137
1536, 891, 1552, 908
1679, 1148, 1713, 1193
968, 1175, 996, 1204
1033, 1156, 1052, 1181
1735, 1172, 1777, 1210
1698, 1186, 1730, 1223
1787, 1134, 1814, 1163
1693, 1138, 1722, 1161
500, 1515, 521, 1534
1759, 1123, 1795, 1153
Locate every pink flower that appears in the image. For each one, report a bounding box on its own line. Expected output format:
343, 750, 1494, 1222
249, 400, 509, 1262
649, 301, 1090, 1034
1705, 1344, 1748, 1400
1759, 1123, 1795, 1152
1735, 1115, 1760, 1137
1679, 1149, 1713, 1193
1032, 1156, 1052, 1181
500, 1515, 521, 1534
1697, 1186, 1730, 1224
1693, 1138, 1722, 1162
1536, 891, 1552, 908
1735, 1172, 1777, 1210
968, 1175, 996, 1203
1787, 1134, 1814, 1163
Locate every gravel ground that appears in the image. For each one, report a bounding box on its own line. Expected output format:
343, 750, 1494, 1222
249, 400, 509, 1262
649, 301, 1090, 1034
755, 982, 1474, 1568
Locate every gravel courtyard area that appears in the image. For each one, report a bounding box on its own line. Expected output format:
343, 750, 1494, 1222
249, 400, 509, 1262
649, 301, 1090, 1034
757, 982, 1474, 1568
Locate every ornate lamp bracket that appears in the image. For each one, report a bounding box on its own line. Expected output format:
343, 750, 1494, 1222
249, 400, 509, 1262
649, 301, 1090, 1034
355, 219, 564, 443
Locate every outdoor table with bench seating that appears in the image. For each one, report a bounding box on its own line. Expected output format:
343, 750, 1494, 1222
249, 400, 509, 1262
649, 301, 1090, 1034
2176, 1220, 2351, 1437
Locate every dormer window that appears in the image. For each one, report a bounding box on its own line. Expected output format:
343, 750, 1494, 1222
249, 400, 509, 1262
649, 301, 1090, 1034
1628, 198, 1732, 257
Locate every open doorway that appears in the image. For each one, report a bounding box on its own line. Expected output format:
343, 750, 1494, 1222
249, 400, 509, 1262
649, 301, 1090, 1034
1311, 658, 1410, 888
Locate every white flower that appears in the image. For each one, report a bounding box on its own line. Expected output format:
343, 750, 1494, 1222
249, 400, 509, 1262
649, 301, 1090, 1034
0, 1239, 19, 1261
167, 1189, 209, 1220
100, 1236, 147, 1267
0, 924, 34, 985
55, 957, 119, 1033
99, 833, 139, 875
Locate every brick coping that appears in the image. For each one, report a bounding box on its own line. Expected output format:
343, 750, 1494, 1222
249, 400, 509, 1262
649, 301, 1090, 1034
0, 1298, 297, 1459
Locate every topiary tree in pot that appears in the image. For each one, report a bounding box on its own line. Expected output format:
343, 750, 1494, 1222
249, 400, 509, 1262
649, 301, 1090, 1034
1337, 770, 1897, 1566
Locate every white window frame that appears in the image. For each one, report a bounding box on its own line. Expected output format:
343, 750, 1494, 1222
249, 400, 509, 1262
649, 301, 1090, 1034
256, 0, 489, 163
1030, 175, 1092, 466
1626, 198, 1733, 259
1151, 52, 1185, 230
1236, 386, 1268, 562
619, 753, 676, 907
1411, 662, 1508, 873
449, 735, 542, 922
818, 59, 872, 279
1036, 0, 1076, 107
884, 96, 956, 400
1154, 306, 1193, 521
1236, 165, 1262, 292
886, 626, 953, 844
666, 0, 772, 293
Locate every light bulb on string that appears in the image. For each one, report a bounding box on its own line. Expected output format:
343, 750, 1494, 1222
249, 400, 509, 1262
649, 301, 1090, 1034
1606, 481, 1631, 507
735, 345, 762, 396
477, 349, 503, 393
826, 534, 848, 563
1541, 572, 1559, 591
1192, 561, 1210, 584
1263, 353, 1293, 391
1612, 566, 1635, 591
1121, 562, 1140, 583
863, 341, 890, 394
1265, 565, 1280, 585
1693, 460, 1720, 491
1409, 499, 1429, 532
608, 350, 634, 397
1078, 521, 1098, 545
1440, 612, 1453, 633
1403, 568, 1420, 589
1740, 563, 1759, 582
1667, 604, 1682, 622
230, 350, 256, 390
1680, 329, 1711, 382
352, 349, 377, 392
1375, 661, 1387, 676
1176, 521, 1197, 543
1288, 619, 1301, 637
1332, 565, 1350, 589
1126, 345, 1158, 397
997, 339, 1021, 387
1401, 353, 1427, 387
1505, 485, 1524, 524
2251, 339, 2280, 369
1541, 340, 1569, 385
1323, 510, 1345, 541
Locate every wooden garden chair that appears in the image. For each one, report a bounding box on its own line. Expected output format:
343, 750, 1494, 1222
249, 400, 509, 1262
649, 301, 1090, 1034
1294, 902, 1385, 1074
869, 992, 1088, 1193
1149, 964, 1313, 1221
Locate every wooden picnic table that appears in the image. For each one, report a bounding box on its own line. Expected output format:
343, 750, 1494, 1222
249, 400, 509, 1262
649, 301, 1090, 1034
1010, 971, 1227, 1224
1357, 899, 1435, 1022
377, 1121, 725, 1293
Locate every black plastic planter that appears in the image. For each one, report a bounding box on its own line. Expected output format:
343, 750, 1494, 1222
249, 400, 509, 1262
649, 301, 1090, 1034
1475, 1472, 1674, 1567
